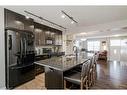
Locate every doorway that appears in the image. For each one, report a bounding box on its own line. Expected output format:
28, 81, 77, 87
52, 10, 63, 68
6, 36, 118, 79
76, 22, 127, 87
109, 37, 127, 62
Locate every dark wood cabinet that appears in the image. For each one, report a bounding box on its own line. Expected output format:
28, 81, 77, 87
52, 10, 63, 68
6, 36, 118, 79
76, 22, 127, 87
24, 18, 34, 32
34, 22, 62, 47
54, 33, 62, 45
34, 22, 46, 46
5, 9, 24, 30
5, 8, 62, 47
35, 64, 44, 75
4, 9, 34, 32
45, 67, 63, 89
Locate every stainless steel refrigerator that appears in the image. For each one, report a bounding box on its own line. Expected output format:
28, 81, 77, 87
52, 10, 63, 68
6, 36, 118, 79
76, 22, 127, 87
5, 27, 35, 89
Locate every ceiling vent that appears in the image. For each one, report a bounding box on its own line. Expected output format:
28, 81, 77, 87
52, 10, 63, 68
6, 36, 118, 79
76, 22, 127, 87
122, 26, 127, 30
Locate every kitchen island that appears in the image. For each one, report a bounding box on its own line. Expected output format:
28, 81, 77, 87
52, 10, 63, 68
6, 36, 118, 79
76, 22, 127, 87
35, 55, 91, 89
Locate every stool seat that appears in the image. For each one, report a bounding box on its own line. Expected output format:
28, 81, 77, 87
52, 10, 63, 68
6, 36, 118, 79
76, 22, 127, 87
64, 59, 91, 89
64, 72, 81, 85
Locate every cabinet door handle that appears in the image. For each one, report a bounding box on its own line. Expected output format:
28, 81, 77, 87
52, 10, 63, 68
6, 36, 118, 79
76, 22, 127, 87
24, 38, 27, 56
20, 38, 23, 59
50, 68, 54, 72
8, 35, 12, 50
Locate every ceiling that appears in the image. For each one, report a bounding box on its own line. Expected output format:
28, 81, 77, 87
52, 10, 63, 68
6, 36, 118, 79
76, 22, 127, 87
3, 6, 127, 36
76, 28, 127, 39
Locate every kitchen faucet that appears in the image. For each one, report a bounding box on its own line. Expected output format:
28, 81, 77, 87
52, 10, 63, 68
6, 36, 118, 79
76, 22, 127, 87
73, 46, 78, 57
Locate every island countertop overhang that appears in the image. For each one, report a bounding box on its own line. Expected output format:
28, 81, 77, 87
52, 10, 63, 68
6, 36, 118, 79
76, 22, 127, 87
34, 55, 91, 72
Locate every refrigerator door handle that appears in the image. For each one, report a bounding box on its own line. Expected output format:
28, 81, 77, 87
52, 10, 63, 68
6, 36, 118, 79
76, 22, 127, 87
20, 38, 23, 59
8, 35, 12, 50
24, 38, 27, 56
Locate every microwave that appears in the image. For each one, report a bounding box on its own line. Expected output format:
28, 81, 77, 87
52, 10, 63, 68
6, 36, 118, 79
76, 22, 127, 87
46, 39, 53, 44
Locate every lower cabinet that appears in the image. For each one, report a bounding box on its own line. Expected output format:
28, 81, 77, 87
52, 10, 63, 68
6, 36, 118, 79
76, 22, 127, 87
35, 64, 44, 75
35, 55, 50, 75
45, 67, 64, 89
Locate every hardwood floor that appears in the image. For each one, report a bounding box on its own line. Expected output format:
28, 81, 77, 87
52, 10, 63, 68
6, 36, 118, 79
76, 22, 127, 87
91, 60, 127, 89
15, 74, 45, 89
15, 60, 127, 89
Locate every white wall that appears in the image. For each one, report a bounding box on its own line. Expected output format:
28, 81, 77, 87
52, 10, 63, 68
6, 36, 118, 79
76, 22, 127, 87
0, 7, 5, 88
109, 36, 127, 61
65, 34, 75, 55
62, 33, 66, 53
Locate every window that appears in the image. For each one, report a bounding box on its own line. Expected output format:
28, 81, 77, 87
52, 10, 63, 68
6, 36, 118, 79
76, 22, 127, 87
121, 39, 127, 46
87, 40, 100, 56
94, 41, 100, 51
87, 41, 94, 51
87, 41, 100, 51
110, 39, 121, 46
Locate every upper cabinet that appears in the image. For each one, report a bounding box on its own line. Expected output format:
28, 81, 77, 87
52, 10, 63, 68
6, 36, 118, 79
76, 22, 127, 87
24, 18, 34, 32
34, 22, 46, 46
54, 31, 62, 45
4, 9, 34, 32
4, 9, 63, 47
34, 22, 62, 47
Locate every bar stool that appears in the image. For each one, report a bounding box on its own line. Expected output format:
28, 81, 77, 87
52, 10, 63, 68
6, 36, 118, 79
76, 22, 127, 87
88, 55, 97, 87
87, 58, 93, 87
92, 55, 97, 85
64, 60, 91, 89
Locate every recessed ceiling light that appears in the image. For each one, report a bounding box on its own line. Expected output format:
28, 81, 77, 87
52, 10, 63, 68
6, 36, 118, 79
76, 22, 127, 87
80, 39, 87, 41
15, 21, 23, 24
45, 31, 50, 34
40, 22, 44, 24
29, 25, 34, 28
111, 28, 121, 31
25, 16, 30, 19
71, 21, 74, 24
113, 34, 120, 37
35, 28, 42, 32
61, 14, 65, 18
80, 32, 87, 35
51, 32, 55, 35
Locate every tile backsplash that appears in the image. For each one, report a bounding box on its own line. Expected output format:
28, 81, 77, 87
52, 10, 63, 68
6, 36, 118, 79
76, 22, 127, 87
35, 46, 53, 55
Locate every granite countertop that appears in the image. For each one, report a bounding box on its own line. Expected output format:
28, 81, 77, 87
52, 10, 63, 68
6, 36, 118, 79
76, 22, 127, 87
35, 52, 65, 57
34, 54, 91, 71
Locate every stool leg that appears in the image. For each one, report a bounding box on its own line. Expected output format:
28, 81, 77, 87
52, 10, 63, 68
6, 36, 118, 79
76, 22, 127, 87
86, 80, 88, 89
80, 81, 83, 89
91, 71, 93, 86
64, 80, 67, 89
92, 71, 95, 85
